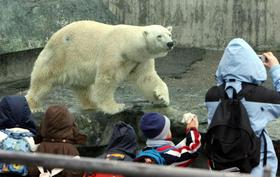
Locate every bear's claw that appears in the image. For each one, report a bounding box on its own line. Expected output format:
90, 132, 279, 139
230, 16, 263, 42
30, 107, 44, 113
153, 88, 170, 106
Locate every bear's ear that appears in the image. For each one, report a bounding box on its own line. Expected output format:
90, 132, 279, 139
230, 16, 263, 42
143, 30, 149, 37
166, 26, 172, 32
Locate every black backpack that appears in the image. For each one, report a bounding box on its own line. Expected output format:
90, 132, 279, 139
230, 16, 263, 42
205, 85, 263, 173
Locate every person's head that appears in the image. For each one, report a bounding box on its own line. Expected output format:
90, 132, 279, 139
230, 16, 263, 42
0, 95, 37, 135
215, 38, 267, 88
38, 105, 87, 144
102, 121, 137, 161
140, 112, 171, 140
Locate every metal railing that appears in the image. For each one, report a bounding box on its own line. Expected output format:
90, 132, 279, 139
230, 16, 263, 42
0, 150, 271, 177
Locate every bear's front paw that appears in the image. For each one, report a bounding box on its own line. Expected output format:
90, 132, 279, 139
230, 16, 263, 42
99, 103, 125, 115
153, 88, 170, 106
26, 96, 41, 112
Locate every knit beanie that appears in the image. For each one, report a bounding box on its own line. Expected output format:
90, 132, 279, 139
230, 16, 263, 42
140, 112, 170, 140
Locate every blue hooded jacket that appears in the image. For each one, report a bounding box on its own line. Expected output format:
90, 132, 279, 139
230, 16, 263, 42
0, 96, 37, 135
205, 38, 280, 177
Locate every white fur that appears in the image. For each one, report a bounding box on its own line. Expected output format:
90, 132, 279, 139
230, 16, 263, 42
26, 20, 174, 114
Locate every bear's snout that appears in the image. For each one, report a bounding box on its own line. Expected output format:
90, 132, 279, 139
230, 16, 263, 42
167, 42, 174, 49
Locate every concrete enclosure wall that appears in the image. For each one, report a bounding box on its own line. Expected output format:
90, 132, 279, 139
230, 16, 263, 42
1, 0, 280, 83
0, 0, 118, 54
104, 0, 280, 50
1, 0, 280, 55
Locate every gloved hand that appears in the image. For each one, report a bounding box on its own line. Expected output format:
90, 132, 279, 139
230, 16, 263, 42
181, 112, 199, 130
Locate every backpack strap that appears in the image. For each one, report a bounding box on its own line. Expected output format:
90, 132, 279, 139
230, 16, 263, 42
237, 83, 256, 99
217, 82, 255, 100
217, 84, 226, 99
217, 84, 236, 101
239, 85, 268, 167
261, 130, 267, 167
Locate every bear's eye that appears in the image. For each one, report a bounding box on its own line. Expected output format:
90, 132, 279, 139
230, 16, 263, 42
157, 35, 162, 38
169, 34, 172, 37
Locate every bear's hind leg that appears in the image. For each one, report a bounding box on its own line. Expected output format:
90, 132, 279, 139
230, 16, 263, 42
72, 86, 97, 110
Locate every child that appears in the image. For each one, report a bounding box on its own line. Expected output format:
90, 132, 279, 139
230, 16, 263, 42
0, 95, 37, 177
99, 121, 137, 161
28, 105, 87, 177
134, 112, 201, 167
83, 121, 137, 177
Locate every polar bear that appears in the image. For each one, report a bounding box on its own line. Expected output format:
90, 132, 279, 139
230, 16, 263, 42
26, 20, 174, 114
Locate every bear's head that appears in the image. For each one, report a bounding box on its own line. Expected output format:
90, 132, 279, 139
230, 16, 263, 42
143, 25, 174, 58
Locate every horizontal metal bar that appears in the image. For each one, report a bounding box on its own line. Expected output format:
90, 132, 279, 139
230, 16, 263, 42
0, 150, 255, 177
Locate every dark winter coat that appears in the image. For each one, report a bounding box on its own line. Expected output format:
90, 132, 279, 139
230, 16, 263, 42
0, 95, 37, 135
100, 121, 137, 161
29, 105, 87, 177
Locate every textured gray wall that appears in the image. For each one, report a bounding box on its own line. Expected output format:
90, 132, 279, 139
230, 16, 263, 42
1, 0, 280, 55
0, 0, 117, 54
104, 0, 280, 50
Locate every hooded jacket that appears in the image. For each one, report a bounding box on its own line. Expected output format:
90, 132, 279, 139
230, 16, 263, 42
29, 105, 87, 177
205, 38, 280, 177
100, 121, 137, 161
0, 95, 37, 151
84, 122, 137, 177
0, 96, 37, 135
0, 96, 37, 177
